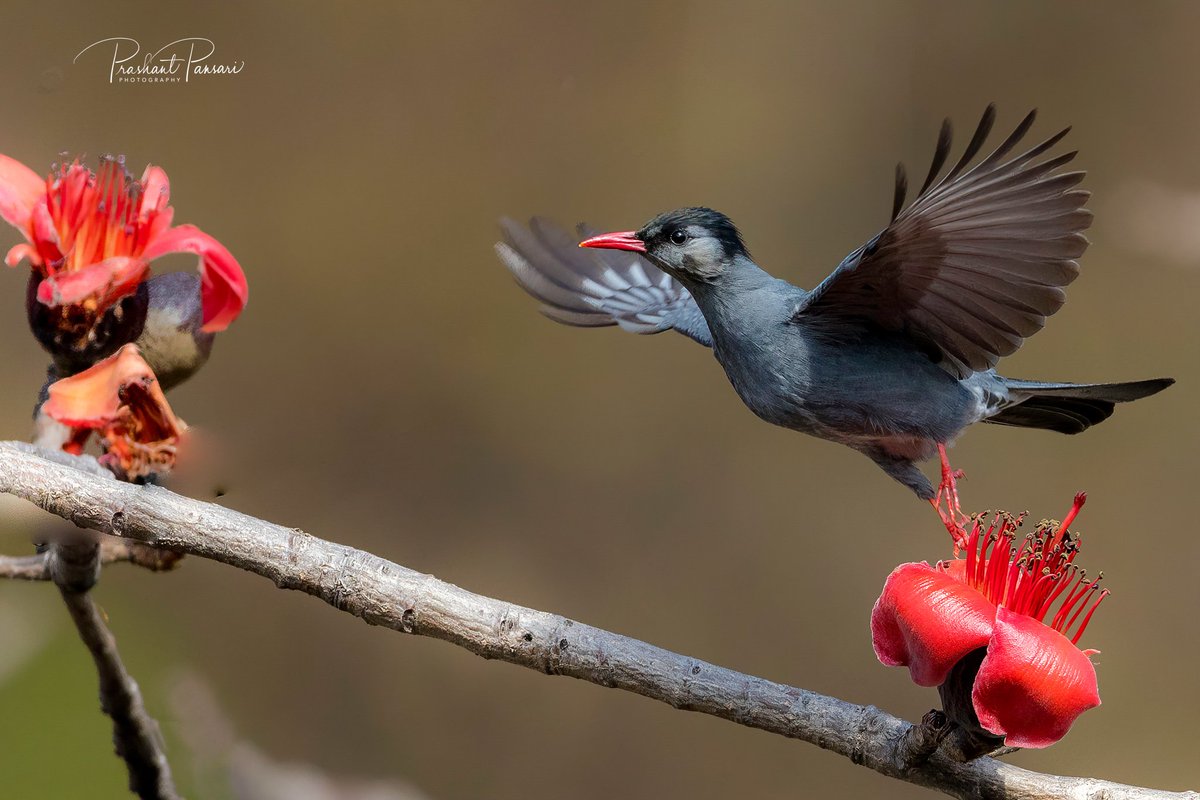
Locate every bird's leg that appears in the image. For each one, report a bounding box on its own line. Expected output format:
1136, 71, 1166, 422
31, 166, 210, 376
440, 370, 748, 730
938, 444, 965, 520
930, 444, 969, 546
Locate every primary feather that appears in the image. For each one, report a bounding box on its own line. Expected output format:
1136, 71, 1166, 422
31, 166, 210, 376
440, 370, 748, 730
798, 105, 1090, 378
496, 217, 711, 345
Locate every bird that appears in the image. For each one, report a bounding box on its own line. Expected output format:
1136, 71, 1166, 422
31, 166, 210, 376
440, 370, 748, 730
494, 106, 1173, 516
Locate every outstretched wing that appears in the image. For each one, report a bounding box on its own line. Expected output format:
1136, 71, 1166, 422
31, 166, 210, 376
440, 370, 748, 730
496, 217, 711, 346
796, 106, 1090, 378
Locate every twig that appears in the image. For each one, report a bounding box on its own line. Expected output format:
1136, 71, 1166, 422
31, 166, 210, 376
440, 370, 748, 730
58, 588, 179, 799
0, 538, 184, 581
0, 552, 52, 580
1, 441, 1195, 800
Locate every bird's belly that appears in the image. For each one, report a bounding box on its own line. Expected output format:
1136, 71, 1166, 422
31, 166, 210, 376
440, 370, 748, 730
815, 366, 981, 444
717, 334, 981, 443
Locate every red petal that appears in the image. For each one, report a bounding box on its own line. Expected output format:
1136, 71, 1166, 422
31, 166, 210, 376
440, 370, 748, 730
972, 606, 1101, 748
43, 344, 156, 428
36, 256, 148, 308
937, 559, 969, 582
138, 164, 170, 218
6, 242, 37, 267
0, 153, 45, 231
143, 224, 247, 331
29, 201, 63, 267
142, 204, 174, 246
871, 562, 996, 687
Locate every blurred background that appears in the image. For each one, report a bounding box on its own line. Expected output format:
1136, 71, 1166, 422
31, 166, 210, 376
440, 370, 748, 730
1, 2, 1197, 798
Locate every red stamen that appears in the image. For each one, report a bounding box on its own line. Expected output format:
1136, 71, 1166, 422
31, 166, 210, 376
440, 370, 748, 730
1023, 570, 1059, 619
1064, 574, 1104, 635
987, 534, 1013, 604
1003, 553, 1026, 607
1051, 572, 1093, 632
951, 495, 1106, 648
1071, 589, 1109, 645
1050, 492, 1087, 551
972, 520, 996, 588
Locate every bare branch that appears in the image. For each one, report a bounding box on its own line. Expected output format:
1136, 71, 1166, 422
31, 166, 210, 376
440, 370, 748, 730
0, 539, 183, 581
0, 553, 52, 580
1, 441, 1194, 800
58, 587, 179, 800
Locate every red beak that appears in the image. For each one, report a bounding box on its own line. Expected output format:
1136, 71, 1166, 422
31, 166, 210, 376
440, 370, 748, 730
578, 230, 646, 254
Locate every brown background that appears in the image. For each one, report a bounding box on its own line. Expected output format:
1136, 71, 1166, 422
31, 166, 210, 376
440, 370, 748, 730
0, 2, 1197, 798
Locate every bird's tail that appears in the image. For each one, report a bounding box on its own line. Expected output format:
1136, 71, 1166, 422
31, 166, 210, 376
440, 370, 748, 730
986, 378, 1174, 434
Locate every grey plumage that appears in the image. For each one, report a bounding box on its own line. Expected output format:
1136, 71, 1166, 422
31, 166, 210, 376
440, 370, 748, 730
496, 107, 1174, 499
986, 378, 1172, 434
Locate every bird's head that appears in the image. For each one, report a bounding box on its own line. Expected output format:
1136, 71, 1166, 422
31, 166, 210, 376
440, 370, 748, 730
580, 207, 748, 284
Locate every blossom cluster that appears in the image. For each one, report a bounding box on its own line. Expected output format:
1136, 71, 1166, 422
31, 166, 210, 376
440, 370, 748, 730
3, 150, 247, 478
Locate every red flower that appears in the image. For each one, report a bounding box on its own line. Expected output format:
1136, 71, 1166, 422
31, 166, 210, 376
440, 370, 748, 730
871, 495, 1105, 749
42, 343, 186, 481
0, 152, 247, 332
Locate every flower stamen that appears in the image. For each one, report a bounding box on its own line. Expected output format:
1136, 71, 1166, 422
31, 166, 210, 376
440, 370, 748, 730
954, 499, 1106, 645
1070, 588, 1109, 645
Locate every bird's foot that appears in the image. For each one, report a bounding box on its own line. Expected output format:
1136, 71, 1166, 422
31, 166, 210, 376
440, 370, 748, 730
930, 444, 969, 548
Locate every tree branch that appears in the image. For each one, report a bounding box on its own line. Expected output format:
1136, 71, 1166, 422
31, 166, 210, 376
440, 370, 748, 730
58, 587, 179, 799
0, 538, 184, 581
0, 441, 1194, 800
0, 552, 52, 580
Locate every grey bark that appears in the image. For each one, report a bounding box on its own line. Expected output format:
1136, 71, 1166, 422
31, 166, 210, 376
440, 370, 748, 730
0, 539, 183, 580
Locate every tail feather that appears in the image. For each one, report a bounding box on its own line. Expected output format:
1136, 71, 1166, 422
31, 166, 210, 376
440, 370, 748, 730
1000, 377, 1174, 402
987, 377, 1174, 434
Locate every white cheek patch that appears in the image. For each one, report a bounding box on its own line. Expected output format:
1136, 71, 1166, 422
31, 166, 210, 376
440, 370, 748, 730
683, 239, 726, 278
694, 239, 724, 261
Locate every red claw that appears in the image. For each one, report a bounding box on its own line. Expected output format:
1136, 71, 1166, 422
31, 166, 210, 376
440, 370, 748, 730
931, 443, 969, 547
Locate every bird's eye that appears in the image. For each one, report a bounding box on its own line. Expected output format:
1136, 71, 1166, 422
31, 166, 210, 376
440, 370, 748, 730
669, 230, 689, 245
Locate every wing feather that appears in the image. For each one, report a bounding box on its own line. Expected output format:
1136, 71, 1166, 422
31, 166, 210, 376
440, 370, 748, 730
496, 218, 712, 347
797, 106, 1090, 377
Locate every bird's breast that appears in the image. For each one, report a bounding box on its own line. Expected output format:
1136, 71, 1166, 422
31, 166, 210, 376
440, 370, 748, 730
711, 327, 819, 429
